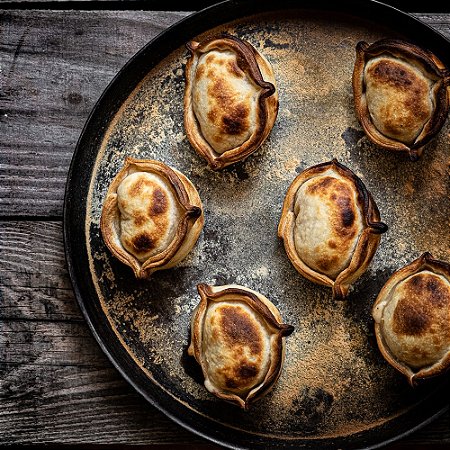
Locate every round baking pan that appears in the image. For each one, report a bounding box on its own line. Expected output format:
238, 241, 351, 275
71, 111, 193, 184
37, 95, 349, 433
64, 1, 450, 449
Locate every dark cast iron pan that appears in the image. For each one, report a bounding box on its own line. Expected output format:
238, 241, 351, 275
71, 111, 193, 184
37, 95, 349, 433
64, 1, 450, 449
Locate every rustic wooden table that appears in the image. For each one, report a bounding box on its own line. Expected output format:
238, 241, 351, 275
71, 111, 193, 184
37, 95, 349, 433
1, 2, 449, 448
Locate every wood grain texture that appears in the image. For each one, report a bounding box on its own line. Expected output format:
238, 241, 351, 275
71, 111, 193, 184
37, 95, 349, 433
0, 220, 208, 446
0, 10, 190, 217
0, 221, 80, 321
0, 220, 449, 447
1, 0, 448, 14
0, 11, 449, 217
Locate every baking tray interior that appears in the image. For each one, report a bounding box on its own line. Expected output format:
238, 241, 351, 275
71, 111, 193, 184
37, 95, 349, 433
65, 2, 450, 449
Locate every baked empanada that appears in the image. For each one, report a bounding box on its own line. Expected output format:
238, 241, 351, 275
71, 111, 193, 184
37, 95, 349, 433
188, 284, 293, 409
100, 158, 204, 278
184, 34, 278, 170
373, 253, 450, 385
353, 39, 450, 160
278, 160, 387, 299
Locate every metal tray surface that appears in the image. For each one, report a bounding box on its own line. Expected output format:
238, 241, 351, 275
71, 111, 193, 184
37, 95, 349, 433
64, 1, 450, 449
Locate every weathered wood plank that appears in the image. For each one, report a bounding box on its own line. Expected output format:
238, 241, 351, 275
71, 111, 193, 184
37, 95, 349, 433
0, 220, 449, 446
1, 12, 450, 217
0, 361, 209, 445
0, 220, 205, 445
0, 10, 191, 217
1, 0, 448, 14
0, 221, 81, 321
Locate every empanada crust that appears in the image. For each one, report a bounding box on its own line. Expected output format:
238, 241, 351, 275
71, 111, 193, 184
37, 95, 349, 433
184, 34, 278, 170
373, 253, 450, 385
353, 39, 450, 160
100, 158, 204, 278
278, 160, 387, 299
188, 284, 293, 409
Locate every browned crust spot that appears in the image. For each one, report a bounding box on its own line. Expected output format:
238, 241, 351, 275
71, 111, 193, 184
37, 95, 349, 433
133, 214, 146, 226
335, 195, 356, 230
369, 60, 414, 88
130, 232, 155, 254
393, 273, 450, 336
150, 188, 168, 215
316, 255, 340, 274
227, 59, 243, 78
129, 176, 147, 196
224, 363, 259, 390
219, 305, 262, 355
306, 176, 334, 194
222, 104, 249, 136
205, 53, 216, 64
393, 302, 431, 336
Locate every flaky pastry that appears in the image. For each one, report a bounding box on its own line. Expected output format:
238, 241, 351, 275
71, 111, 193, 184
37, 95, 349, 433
188, 284, 294, 409
353, 39, 450, 160
278, 160, 387, 299
184, 34, 278, 170
100, 158, 204, 278
373, 253, 450, 385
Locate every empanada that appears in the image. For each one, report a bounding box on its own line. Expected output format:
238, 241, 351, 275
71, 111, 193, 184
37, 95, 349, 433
188, 284, 294, 409
184, 34, 278, 170
353, 39, 449, 160
100, 158, 204, 278
278, 160, 387, 299
373, 253, 450, 385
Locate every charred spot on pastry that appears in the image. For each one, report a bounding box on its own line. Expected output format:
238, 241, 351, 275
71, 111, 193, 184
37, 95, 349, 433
131, 232, 155, 254
306, 175, 334, 194
188, 284, 293, 409
129, 176, 146, 196
150, 188, 167, 215
133, 214, 146, 227
340, 205, 355, 228
373, 253, 450, 385
100, 158, 204, 279
235, 363, 259, 383
184, 34, 278, 169
394, 303, 430, 336
221, 104, 249, 136
370, 60, 413, 87
227, 60, 243, 77
278, 159, 387, 299
353, 39, 450, 160
219, 305, 263, 355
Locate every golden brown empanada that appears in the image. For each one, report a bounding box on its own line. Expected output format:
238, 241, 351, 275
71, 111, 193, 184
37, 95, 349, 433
353, 39, 450, 160
100, 158, 204, 278
184, 34, 278, 170
278, 160, 387, 299
373, 253, 450, 385
188, 284, 294, 409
